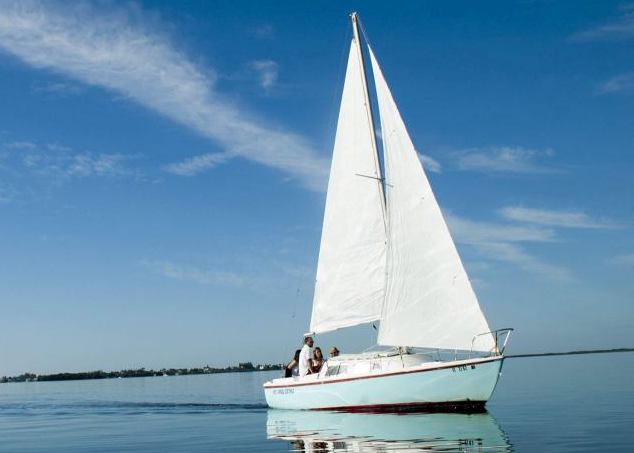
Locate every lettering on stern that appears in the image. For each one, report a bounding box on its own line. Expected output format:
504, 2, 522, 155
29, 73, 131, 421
272, 388, 295, 395
451, 364, 477, 373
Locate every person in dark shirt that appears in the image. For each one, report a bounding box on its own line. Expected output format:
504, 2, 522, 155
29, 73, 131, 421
285, 349, 301, 378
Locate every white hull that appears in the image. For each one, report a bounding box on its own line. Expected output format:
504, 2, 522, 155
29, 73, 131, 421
264, 356, 503, 411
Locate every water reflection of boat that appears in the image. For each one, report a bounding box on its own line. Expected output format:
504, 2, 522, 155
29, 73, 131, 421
267, 409, 511, 452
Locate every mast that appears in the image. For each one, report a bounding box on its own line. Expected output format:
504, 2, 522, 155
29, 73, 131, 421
350, 12, 387, 224
351, 12, 391, 341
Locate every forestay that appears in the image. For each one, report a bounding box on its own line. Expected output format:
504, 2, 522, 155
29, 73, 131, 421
309, 41, 386, 334
369, 48, 495, 352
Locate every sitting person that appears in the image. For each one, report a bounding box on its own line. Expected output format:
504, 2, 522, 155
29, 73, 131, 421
329, 346, 340, 358
285, 349, 301, 378
312, 347, 324, 373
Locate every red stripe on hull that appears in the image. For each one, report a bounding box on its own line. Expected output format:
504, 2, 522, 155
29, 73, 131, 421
314, 400, 488, 414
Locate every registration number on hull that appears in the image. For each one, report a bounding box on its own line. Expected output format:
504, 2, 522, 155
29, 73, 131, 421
272, 388, 295, 395
451, 364, 476, 373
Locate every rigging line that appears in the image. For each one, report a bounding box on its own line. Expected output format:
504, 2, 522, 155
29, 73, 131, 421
356, 15, 375, 55
506, 348, 634, 359
291, 285, 300, 319
325, 21, 353, 153
355, 173, 393, 187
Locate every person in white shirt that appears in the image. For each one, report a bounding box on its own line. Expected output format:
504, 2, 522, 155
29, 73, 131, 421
298, 336, 314, 377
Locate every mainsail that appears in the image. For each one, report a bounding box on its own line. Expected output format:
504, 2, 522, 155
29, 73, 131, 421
369, 49, 495, 352
309, 39, 386, 334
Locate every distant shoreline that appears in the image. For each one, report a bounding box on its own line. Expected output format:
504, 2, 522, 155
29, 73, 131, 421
4, 348, 632, 383
1, 362, 283, 384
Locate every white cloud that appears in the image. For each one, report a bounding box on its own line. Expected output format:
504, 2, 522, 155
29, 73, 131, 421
453, 146, 556, 174
0, 183, 17, 203
446, 213, 555, 243
608, 253, 634, 267
418, 153, 442, 174
65, 153, 135, 177
447, 205, 623, 280
445, 213, 571, 281
163, 152, 232, 176
474, 241, 572, 281
4, 141, 36, 150
249, 59, 279, 92
0, 139, 139, 179
570, 4, 634, 42
499, 206, 622, 229
140, 259, 248, 287
250, 23, 275, 40
32, 80, 83, 96
571, 6, 634, 96
597, 72, 634, 94
0, 1, 328, 191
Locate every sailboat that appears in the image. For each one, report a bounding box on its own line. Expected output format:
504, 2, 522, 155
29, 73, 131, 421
263, 12, 512, 412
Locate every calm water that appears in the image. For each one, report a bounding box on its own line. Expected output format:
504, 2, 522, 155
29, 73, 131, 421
1, 353, 632, 452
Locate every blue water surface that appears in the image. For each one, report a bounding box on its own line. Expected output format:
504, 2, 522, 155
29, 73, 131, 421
1, 353, 632, 452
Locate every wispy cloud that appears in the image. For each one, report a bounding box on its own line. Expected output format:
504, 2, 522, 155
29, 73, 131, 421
448, 204, 624, 279
452, 146, 557, 174
499, 206, 622, 229
446, 213, 571, 281
418, 153, 442, 174
0, 183, 17, 203
570, 4, 634, 42
32, 80, 84, 97
249, 59, 279, 93
608, 253, 634, 266
597, 72, 634, 94
249, 23, 275, 40
0, 1, 328, 191
4, 141, 36, 150
571, 6, 634, 95
474, 241, 572, 281
163, 152, 233, 176
447, 213, 555, 243
64, 153, 136, 178
140, 259, 248, 287
0, 140, 140, 180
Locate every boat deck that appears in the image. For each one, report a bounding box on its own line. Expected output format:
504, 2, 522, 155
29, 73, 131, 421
265, 354, 501, 388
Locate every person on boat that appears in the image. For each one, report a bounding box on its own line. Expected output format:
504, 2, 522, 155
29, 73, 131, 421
329, 346, 340, 358
285, 349, 301, 378
312, 347, 324, 373
298, 336, 314, 376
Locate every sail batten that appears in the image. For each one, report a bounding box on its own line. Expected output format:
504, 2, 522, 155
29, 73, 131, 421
368, 48, 495, 352
309, 40, 387, 334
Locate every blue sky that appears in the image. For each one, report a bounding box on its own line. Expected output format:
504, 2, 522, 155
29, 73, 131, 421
0, 0, 632, 375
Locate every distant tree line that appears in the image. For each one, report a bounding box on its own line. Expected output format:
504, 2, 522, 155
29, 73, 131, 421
1, 362, 283, 383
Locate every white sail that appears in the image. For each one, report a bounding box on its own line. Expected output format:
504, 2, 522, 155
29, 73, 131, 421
309, 41, 387, 334
369, 48, 495, 352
